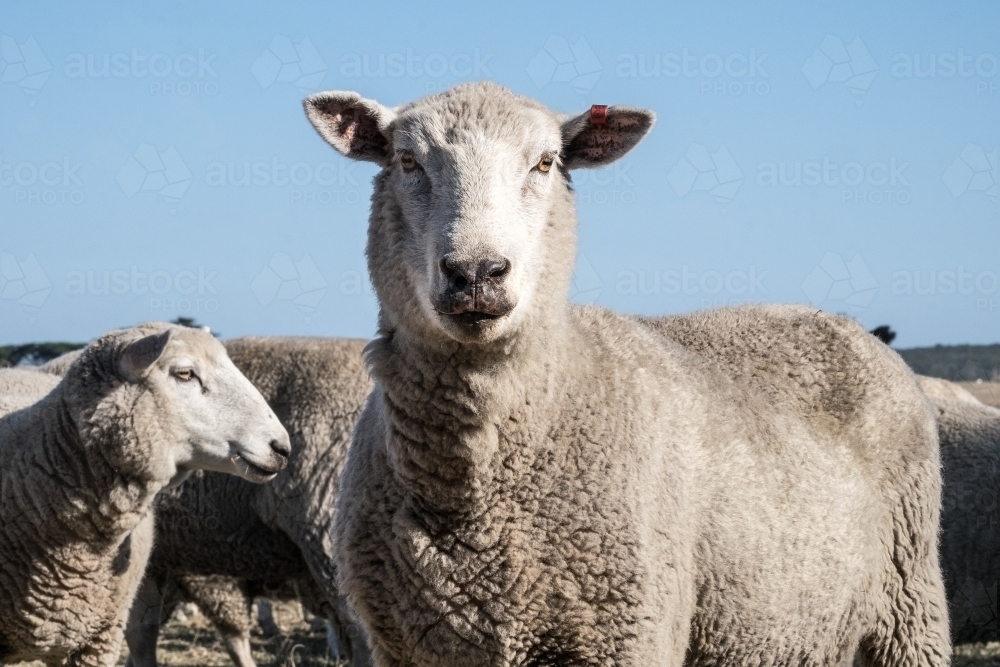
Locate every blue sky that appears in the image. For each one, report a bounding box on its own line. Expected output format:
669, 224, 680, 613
1, 1, 998, 347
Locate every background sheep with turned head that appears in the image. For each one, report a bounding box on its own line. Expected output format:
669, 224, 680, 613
0, 324, 290, 667
122, 336, 372, 667
303, 81, 949, 666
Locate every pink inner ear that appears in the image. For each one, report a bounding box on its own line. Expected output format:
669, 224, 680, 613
324, 106, 384, 157
337, 112, 358, 146
590, 105, 608, 129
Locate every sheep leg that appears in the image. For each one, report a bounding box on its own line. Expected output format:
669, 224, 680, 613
346, 627, 373, 667
66, 627, 126, 667
858, 477, 952, 666
324, 597, 373, 667
123, 577, 167, 667
175, 574, 256, 667
219, 632, 257, 667
255, 597, 283, 637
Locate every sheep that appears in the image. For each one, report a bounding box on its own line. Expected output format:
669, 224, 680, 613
918, 374, 983, 405
0, 367, 60, 415
127, 573, 335, 667
303, 82, 950, 666
924, 392, 1000, 644
121, 336, 373, 667
0, 324, 291, 667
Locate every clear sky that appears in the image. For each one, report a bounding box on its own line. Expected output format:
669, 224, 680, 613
2, 0, 998, 347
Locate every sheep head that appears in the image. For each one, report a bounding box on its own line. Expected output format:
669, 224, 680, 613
304, 82, 654, 346
66, 324, 291, 484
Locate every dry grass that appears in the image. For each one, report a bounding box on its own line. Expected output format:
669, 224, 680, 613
9, 601, 343, 667
959, 381, 1000, 409
119, 601, 345, 667
956, 644, 1000, 666
7, 602, 1000, 666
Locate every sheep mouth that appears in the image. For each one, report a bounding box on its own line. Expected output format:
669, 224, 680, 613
446, 311, 505, 326
232, 453, 284, 482
433, 287, 515, 329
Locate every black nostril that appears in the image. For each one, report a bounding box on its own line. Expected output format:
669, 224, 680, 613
270, 439, 290, 458
441, 255, 475, 291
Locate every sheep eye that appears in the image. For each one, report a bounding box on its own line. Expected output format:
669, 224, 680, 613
399, 151, 418, 172
173, 369, 194, 382
536, 156, 554, 173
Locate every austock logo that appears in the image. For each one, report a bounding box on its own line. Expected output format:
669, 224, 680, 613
0, 253, 51, 311
64, 48, 219, 96
801, 253, 878, 310
527, 35, 602, 93
802, 35, 878, 105
756, 156, 911, 205
63, 265, 220, 316
1, 155, 86, 205
574, 162, 638, 205
204, 157, 362, 204
251, 253, 328, 318
252, 35, 326, 91
117, 143, 193, 206
943, 144, 998, 207
667, 143, 743, 213
615, 48, 770, 97
1, 35, 52, 101
338, 48, 492, 80
569, 253, 602, 302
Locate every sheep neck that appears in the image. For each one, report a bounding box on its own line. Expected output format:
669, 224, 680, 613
370, 309, 572, 515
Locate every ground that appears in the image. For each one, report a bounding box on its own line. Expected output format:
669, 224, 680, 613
956, 645, 1000, 667
7, 599, 1000, 666
10, 601, 344, 667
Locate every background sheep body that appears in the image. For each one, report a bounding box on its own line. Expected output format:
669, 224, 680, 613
926, 393, 1000, 643
0, 368, 60, 415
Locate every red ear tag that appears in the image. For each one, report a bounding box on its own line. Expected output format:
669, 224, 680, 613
590, 104, 608, 129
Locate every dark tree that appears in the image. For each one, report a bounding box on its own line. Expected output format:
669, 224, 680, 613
870, 325, 897, 346
171, 317, 218, 337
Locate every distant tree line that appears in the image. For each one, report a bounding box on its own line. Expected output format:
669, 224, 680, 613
0, 318, 215, 368
0, 342, 86, 367
868, 324, 1000, 382
2, 320, 997, 380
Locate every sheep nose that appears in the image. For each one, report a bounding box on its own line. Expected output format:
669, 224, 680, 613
269, 437, 291, 459
440, 255, 511, 291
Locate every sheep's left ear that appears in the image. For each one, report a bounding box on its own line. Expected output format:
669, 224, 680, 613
118, 329, 171, 382
561, 105, 655, 169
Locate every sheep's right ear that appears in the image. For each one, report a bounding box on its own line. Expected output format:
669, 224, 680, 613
303, 91, 396, 164
118, 330, 171, 382
561, 105, 655, 169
